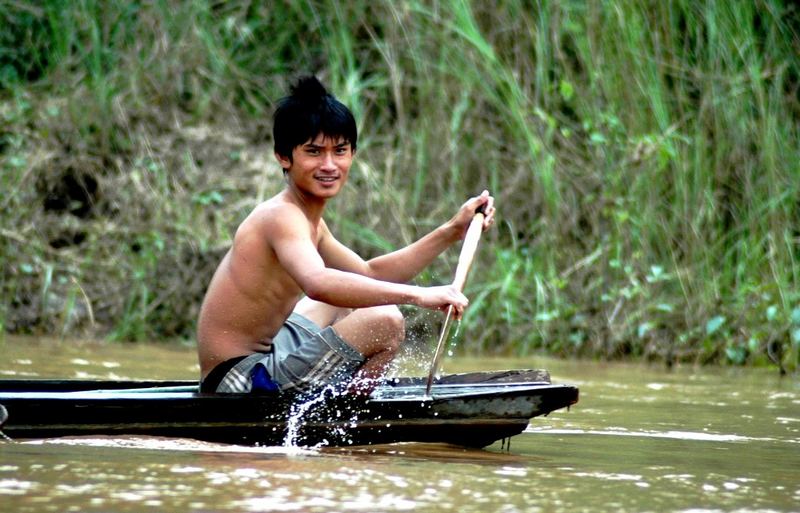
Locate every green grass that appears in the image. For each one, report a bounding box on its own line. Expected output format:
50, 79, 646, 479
0, 0, 798, 371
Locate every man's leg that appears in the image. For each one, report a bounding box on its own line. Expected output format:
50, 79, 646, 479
293, 297, 405, 382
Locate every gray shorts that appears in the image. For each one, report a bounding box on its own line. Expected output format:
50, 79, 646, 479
212, 313, 365, 393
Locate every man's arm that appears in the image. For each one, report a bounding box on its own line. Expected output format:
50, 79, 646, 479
320, 191, 495, 284
266, 203, 469, 314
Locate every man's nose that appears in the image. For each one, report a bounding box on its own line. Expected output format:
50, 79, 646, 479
321, 152, 336, 170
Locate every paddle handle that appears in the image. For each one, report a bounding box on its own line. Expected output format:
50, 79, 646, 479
451, 209, 485, 292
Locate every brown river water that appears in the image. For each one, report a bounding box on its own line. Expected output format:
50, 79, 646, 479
0, 335, 798, 512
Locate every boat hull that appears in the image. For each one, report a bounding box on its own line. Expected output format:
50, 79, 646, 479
0, 370, 578, 447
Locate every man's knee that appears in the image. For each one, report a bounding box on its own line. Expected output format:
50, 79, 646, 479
333, 305, 406, 357
375, 305, 405, 349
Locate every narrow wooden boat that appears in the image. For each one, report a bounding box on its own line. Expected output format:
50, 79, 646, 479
0, 370, 578, 448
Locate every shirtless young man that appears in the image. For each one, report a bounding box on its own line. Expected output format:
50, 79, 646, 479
197, 76, 495, 394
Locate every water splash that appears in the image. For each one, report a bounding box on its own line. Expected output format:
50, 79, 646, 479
284, 385, 340, 448
283, 380, 369, 448
446, 320, 462, 359
451, 319, 462, 340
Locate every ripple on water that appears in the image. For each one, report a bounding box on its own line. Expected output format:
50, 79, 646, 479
0, 479, 38, 496
0, 369, 37, 377
23, 436, 320, 456
525, 426, 786, 443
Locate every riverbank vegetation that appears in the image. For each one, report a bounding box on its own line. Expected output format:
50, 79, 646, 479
1, 0, 798, 371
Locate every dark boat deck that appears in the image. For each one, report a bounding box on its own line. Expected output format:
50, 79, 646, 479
0, 370, 578, 448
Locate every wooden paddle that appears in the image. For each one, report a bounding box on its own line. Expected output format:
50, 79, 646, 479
425, 204, 486, 395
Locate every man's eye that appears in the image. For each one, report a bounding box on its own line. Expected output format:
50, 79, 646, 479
335, 148, 348, 155
306, 149, 320, 155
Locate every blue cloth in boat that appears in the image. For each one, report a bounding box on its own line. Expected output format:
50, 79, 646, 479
201, 312, 365, 394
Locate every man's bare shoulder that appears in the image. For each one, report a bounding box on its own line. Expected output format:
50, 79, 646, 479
236, 196, 311, 241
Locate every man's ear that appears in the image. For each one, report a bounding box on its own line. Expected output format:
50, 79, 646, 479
275, 151, 291, 170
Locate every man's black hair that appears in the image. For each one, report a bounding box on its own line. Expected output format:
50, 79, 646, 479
273, 76, 357, 161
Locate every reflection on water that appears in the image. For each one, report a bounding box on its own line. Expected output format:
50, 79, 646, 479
527, 427, 789, 443
1, 336, 799, 512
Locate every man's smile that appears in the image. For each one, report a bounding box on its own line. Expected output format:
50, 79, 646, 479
315, 175, 339, 182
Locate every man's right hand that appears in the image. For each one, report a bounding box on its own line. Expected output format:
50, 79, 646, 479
413, 285, 469, 318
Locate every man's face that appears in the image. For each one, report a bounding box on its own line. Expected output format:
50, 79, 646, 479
276, 133, 354, 199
